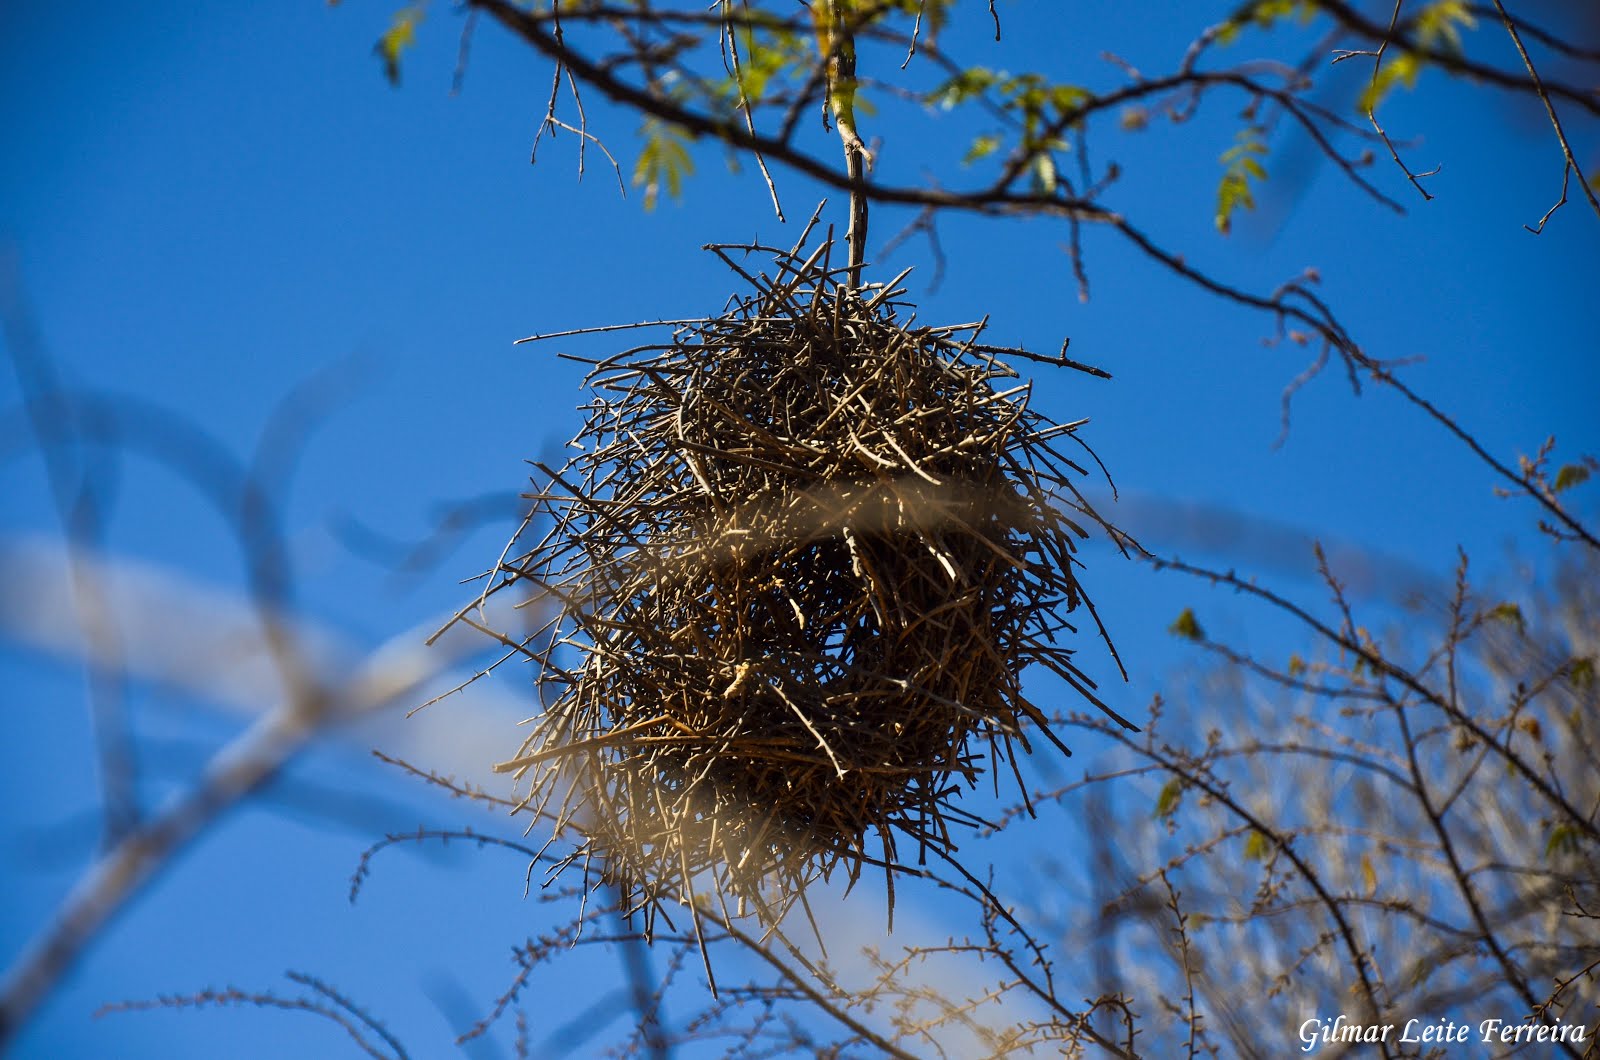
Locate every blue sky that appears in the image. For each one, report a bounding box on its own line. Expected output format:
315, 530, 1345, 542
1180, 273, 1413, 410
2, 2, 1595, 1056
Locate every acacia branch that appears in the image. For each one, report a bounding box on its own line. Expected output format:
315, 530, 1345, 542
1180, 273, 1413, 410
470, 0, 1115, 221
474, 0, 1599, 555
1108, 218, 1600, 553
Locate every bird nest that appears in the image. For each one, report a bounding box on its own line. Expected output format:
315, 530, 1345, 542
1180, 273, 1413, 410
472, 232, 1127, 932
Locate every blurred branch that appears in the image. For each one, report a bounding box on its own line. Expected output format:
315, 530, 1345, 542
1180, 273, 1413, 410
0, 571, 492, 1046
1, 250, 139, 843
0, 346, 528, 1046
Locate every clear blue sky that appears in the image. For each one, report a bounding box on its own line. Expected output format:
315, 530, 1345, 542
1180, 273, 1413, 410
2, 2, 1595, 1056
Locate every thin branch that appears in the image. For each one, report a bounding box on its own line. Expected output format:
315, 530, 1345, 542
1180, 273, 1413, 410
1487, 0, 1600, 228
1316, 0, 1600, 116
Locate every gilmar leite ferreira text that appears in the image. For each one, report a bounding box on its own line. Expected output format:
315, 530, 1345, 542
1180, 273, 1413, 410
1300, 1015, 1588, 1052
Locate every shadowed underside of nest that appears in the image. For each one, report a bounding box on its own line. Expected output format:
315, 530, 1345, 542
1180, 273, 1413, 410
476, 229, 1129, 933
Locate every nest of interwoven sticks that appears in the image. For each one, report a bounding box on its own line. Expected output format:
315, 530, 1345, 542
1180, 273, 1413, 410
476, 230, 1129, 931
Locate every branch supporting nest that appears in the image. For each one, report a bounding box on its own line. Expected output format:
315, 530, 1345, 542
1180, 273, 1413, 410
815, 0, 872, 287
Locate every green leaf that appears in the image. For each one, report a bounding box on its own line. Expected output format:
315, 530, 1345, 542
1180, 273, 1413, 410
1554, 463, 1591, 492
1287, 653, 1307, 677
1487, 601, 1526, 635
1216, 174, 1250, 234
963, 133, 1002, 164
926, 67, 998, 110
1049, 84, 1090, 112
1154, 778, 1184, 818
1218, 2, 1317, 46
1168, 608, 1204, 641
1032, 153, 1058, 194
1244, 829, 1272, 861
1569, 657, 1595, 690
1359, 52, 1421, 113
1216, 126, 1269, 234
1416, 0, 1477, 55
1545, 823, 1580, 859
633, 119, 695, 210
1251, 0, 1308, 26
729, 24, 807, 107
375, 5, 425, 87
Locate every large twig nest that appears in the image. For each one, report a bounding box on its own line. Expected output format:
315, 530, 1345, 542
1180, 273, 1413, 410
477, 231, 1127, 931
